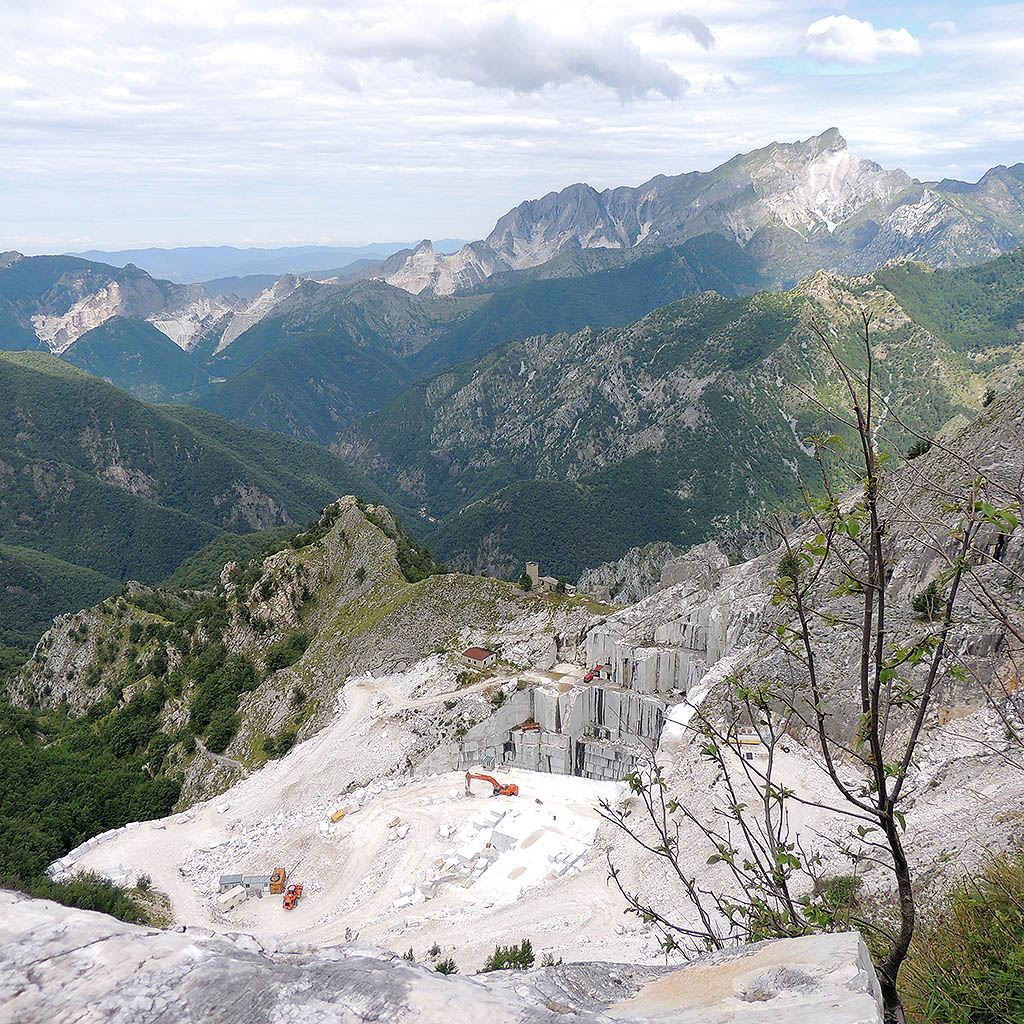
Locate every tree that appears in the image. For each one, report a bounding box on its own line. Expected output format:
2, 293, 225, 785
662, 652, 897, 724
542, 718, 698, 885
599, 312, 1022, 1023
519, 570, 532, 591
480, 938, 535, 972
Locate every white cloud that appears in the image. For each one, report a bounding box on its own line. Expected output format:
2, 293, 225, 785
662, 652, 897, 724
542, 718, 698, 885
329, 11, 686, 100
929, 21, 958, 36
0, 0, 1019, 250
799, 15, 922, 65
657, 12, 715, 50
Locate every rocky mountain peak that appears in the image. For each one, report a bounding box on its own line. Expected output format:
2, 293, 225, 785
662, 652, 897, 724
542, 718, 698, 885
371, 129, 1022, 296
812, 126, 846, 151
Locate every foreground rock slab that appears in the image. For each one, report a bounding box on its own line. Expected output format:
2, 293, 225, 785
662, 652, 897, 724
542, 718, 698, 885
1, 891, 881, 1023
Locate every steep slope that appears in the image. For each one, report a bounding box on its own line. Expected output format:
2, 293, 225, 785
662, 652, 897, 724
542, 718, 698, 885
0, 545, 120, 650
341, 248, 1024, 577
2, 497, 603, 899
0, 352, 389, 639
408, 233, 762, 376
377, 129, 1024, 295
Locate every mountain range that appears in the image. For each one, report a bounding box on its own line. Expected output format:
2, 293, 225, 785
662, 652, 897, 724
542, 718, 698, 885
0, 351, 392, 647
373, 128, 1024, 295
340, 247, 1024, 577
3, 128, 1024, 633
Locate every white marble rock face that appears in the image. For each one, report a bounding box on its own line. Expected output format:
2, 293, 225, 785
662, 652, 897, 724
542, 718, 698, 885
0, 890, 883, 1024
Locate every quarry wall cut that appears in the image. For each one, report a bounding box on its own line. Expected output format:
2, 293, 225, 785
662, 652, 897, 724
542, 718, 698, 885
456, 551, 768, 782
457, 683, 666, 782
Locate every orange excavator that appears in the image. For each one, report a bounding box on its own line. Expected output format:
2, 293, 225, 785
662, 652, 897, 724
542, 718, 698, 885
465, 771, 519, 797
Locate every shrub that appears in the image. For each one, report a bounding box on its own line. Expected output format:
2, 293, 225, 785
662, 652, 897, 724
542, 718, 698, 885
481, 939, 534, 972
291, 686, 307, 707
20, 872, 148, 925
435, 957, 458, 975
146, 646, 168, 678
777, 551, 800, 580
907, 439, 933, 459
519, 571, 532, 591
205, 706, 239, 753
912, 580, 943, 620
983, 386, 996, 407
274, 723, 297, 756
188, 649, 257, 734
900, 849, 1024, 1023
265, 633, 310, 672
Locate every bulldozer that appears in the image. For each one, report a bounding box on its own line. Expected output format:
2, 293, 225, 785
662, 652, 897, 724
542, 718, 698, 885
282, 883, 304, 910
465, 771, 519, 797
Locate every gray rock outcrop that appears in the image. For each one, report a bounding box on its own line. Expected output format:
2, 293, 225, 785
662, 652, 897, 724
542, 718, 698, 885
0, 891, 883, 1023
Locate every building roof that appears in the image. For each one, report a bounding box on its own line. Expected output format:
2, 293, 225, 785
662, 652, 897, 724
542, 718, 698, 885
463, 647, 496, 660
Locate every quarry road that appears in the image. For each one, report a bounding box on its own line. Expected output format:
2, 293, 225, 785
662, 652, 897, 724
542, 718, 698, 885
359, 674, 497, 711
195, 738, 249, 775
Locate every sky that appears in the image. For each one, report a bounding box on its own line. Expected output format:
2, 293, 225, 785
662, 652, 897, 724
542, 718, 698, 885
2, 0, 1022, 252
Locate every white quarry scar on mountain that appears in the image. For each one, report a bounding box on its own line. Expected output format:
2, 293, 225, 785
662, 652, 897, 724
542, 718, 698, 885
31, 274, 302, 354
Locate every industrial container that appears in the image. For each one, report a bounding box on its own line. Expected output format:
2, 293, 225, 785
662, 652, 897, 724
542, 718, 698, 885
270, 867, 286, 895
213, 884, 247, 912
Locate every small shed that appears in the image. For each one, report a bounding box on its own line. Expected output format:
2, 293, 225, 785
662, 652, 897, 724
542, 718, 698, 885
462, 647, 497, 670
242, 875, 272, 894
219, 873, 244, 892
214, 884, 247, 912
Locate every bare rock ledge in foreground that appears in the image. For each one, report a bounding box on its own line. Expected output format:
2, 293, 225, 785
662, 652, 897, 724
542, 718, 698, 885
0, 890, 882, 1023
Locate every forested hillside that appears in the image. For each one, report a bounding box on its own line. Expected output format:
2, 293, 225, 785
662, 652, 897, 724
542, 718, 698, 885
342, 248, 1024, 578
0, 352, 390, 648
